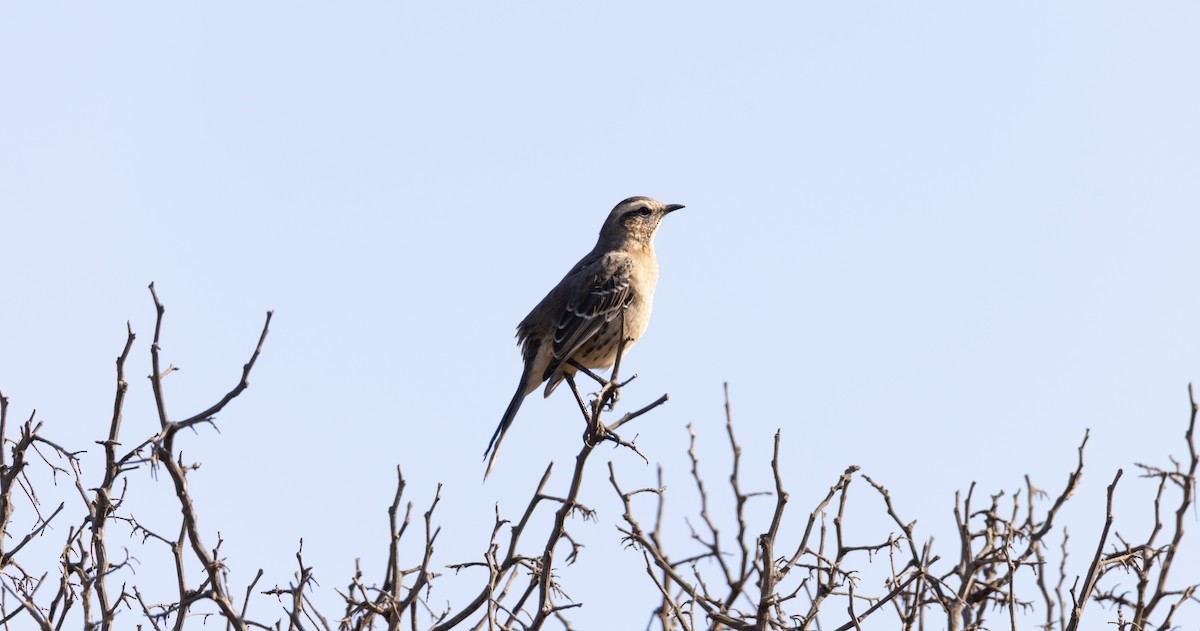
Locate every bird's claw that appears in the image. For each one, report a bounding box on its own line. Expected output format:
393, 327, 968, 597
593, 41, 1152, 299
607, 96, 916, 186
602, 374, 632, 410
604, 384, 621, 410
584, 419, 610, 447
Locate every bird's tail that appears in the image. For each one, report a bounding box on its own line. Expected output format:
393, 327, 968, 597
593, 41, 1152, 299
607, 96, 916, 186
484, 371, 532, 480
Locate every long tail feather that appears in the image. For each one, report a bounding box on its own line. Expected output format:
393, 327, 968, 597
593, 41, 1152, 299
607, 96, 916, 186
484, 369, 533, 479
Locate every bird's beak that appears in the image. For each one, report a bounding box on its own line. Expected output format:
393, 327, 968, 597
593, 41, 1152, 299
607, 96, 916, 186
663, 204, 685, 214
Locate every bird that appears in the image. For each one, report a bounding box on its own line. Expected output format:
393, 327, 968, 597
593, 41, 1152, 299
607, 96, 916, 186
483, 196, 684, 478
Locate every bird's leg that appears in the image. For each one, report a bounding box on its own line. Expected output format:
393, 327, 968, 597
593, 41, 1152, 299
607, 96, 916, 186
598, 313, 632, 411
566, 359, 608, 387
568, 357, 635, 411
579, 314, 633, 446
564, 373, 591, 423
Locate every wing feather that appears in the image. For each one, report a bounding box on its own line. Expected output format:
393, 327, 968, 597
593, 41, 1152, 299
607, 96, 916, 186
541, 254, 633, 381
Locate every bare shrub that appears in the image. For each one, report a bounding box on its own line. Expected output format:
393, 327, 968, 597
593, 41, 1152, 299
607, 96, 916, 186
0, 287, 1194, 629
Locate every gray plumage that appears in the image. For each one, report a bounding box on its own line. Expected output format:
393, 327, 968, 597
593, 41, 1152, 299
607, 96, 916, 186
484, 196, 683, 478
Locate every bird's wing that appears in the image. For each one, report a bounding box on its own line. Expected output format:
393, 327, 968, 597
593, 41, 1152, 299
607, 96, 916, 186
542, 253, 634, 381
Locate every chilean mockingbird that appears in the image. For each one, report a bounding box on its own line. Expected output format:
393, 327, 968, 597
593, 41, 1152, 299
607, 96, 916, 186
484, 196, 683, 477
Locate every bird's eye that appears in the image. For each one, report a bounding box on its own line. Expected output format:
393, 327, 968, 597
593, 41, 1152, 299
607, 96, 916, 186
623, 207, 653, 222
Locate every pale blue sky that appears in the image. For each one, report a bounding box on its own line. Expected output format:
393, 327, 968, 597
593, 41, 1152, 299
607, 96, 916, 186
2, 3, 1198, 629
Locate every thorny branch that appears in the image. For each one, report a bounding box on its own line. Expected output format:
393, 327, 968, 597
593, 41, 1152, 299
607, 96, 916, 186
0, 290, 1196, 630
609, 385, 1199, 631
1, 285, 275, 629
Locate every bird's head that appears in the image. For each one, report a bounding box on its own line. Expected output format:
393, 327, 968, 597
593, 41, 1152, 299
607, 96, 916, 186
599, 196, 684, 247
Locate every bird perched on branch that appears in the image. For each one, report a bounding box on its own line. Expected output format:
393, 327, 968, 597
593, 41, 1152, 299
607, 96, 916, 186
484, 196, 684, 478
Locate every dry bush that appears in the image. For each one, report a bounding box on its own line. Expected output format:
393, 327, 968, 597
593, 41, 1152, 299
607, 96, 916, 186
0, 287, 1195, 630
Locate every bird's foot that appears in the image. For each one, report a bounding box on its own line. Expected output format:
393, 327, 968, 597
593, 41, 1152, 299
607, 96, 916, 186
584, 418, 611, 447
602, 383, 620, 410
597, 373, 636, 411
